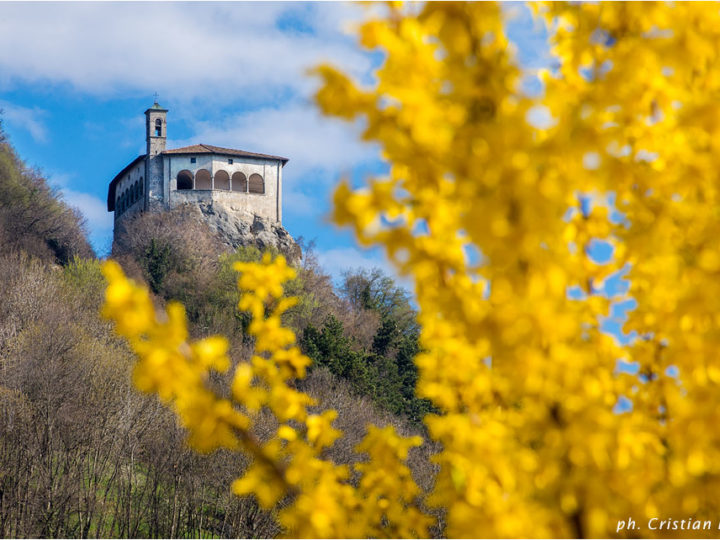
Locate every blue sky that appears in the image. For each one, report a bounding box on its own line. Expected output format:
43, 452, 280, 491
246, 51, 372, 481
0, 2, 548, 282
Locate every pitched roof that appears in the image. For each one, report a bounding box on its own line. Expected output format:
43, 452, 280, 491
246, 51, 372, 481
107, 154, 145, 212
145, 102, 168, 113
162, 144, 289, 164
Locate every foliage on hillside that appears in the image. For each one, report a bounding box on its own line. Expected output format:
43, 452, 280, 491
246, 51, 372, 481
0, 253, 272, 538
0, 249, 426, 537
0, 120, 93, 264
0, 127, 432, 537
301, 269, 434, 424
115, 210, 428, 423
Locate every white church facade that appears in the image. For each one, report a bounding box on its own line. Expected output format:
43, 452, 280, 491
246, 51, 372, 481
107, 102, 288, 226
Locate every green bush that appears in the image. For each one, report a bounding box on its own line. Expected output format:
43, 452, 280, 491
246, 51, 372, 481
62, 256, 106, 309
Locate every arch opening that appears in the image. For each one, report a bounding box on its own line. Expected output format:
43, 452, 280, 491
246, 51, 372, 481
249, 173, 264, 194
215, 170, 230, 190
177, 170, 193, 190
232, 172, 247, 192
195, 169, 211, 190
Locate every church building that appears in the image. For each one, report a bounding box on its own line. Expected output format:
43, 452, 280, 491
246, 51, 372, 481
107, 102, 288, 227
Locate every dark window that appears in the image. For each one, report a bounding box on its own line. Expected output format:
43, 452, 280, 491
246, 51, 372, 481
177, 170, 193, 190
154, 118, 162, 137
190, 157, 196, 164
249, 173, 264, 194
228, 158, 233, 164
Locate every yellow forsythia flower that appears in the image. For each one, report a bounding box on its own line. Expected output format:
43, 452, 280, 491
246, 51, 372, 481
103, 2, 720, 537
102, 254, 429, 538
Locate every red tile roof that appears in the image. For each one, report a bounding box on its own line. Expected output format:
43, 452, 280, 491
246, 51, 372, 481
162, 143, 288, 164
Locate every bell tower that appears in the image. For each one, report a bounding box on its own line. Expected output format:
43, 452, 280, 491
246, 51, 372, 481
144, 99, 168, 210
145, 99, 167, 156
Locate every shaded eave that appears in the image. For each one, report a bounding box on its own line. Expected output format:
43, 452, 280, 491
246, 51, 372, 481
162, 144, 289, 165
107, 154, 145, 211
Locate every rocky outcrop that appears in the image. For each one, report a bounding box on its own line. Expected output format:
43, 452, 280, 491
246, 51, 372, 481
191, 200, 302, 264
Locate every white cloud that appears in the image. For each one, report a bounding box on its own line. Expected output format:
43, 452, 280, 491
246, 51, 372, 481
0, 3, 371, 103
0, 101, 48, 142
0, 2, 385, 218
46, 170, 73, 189
60, 188, 114, 233
316, 246, 408, 288
175, 103, 379, 180
282, 189, 318, 219
167, 101, 381, 219
0, 2, 390, 257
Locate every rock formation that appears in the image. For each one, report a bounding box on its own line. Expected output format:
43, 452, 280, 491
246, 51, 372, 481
190, 201, 302, 264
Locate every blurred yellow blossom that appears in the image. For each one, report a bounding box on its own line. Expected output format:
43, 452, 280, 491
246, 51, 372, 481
101, 2, 720, 537
102, 254, 429, 538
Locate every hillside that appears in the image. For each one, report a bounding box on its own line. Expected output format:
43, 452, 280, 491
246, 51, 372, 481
0, 126, 92, 264
0, 126, 436, 538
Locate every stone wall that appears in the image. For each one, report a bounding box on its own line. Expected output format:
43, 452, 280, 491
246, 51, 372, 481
164, 155, 282, 223
146, 154, 164, 211
112, 150, 291, 259
114, 161, 145, 223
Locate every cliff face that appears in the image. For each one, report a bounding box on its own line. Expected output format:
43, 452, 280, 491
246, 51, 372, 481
191, 200, 302, 264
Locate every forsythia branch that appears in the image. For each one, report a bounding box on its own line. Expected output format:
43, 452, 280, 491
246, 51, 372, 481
101, 254, 432, 538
